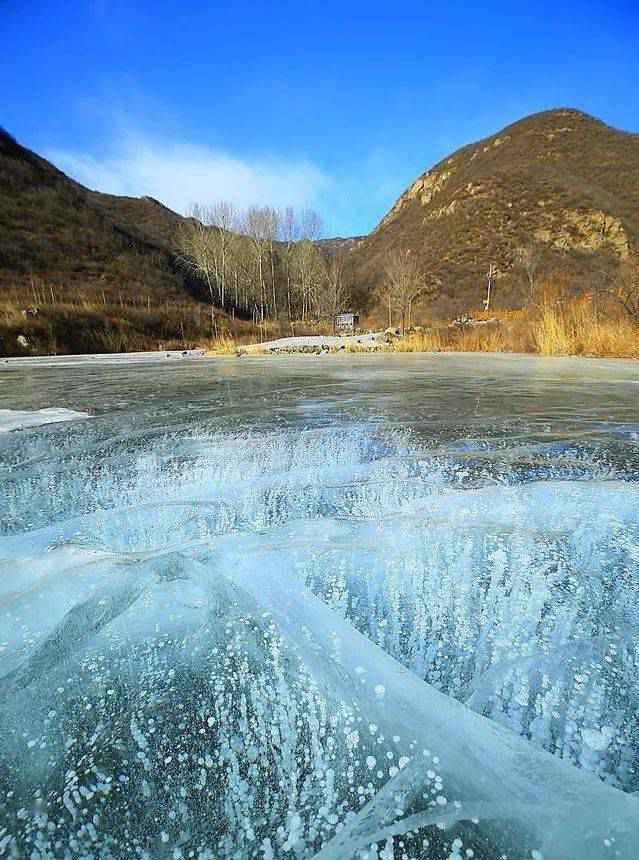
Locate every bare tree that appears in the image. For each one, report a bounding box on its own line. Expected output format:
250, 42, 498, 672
176, 201, 326, 334
316, 250, 351, 329
288, 209, 323, 322
383, 248, 429, 333
291, 239, 323, 321
376, 280, 394, 328
300, 209, 321, 244
209, 202, 237, 308
514, 244, 543, 303
245, 207, 271, 323
264, 207, 280, 319
279, 207, 299, 324
226, 229, 254, 314
617, 256, 639, 325
594, 254, 639, 327
176, 204, 217, 317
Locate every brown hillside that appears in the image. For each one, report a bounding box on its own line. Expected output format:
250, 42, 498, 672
1, 109, 638, 353
351, 109, 639, 316
0, 128, 220, 354
0, 127, 194, 301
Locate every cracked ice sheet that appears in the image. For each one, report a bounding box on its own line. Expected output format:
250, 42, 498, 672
2, 535, 639, 859
210, 523, 639, 859
2, 418, 639, 858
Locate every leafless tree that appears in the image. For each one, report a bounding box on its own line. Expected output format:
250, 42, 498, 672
209, 202, 237, 308
226, 228, 254, 314
291, 239, 323, 321
245, 207, 271, 322
264, 207, 280, 319
514, 244, 543, 303
593, 254, 639, 327
279, 207, 300, 324
617, 256, 639, 325
383, 247, 430, 333
176, 204, 217, 312
316, 250, 351, 329
177, 201, 325, 332
288, 209, 323, 322
300, 208, 321, 243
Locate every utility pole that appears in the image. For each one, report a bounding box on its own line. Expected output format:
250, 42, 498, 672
484, 264, 497, 312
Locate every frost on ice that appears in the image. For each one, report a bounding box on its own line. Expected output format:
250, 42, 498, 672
0, 407, 90, 433
1, 422, 639, 858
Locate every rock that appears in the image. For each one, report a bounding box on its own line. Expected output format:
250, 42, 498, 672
17, 334, 30, 349
450, 315, 473, 329
449, 316, 501, 330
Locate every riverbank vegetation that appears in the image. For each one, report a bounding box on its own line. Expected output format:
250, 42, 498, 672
178, 203, 637, 360
381, 262, 639, 359
203, 263, 638, 359
3, 269, 636, 359
175, 203, 354, 327
2, 192, 637, 358
391, 306, 638, 358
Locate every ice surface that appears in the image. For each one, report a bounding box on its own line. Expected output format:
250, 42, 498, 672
1, 355, 639, 858
1, 348, 205, 368
0, 407, 90, 433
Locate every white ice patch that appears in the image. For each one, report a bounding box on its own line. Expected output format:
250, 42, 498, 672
581, 727, 615, 752
0, 407, 90, 433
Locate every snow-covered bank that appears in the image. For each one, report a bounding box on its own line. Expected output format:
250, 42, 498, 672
0, 407, 91, 433
0, 348, 206, 368
238, 332, 386, 353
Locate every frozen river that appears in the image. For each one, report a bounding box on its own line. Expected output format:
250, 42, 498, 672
1, 353, 639, 859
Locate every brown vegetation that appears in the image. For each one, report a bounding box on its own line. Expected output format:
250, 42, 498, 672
174, 203, 355, 329
2, 109, 639, 359
533, 303, 638, 358
350, 108, 639, 318
0, 127, 357, 355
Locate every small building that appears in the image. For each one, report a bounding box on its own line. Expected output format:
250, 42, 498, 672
335, 312, 359, 333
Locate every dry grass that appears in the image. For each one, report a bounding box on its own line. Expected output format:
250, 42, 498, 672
472, 308, 528, 322
0, 292, 324, 357
207, 336, 239, 355
534, 305, 573, 355
454, 327, 507, 352
151, 311, 639, 360
0, 297, 220, 356
392, 320, 535, 354
534, 302, 639, 358
4, 285, 636, 360
155, 309, 639, 360
392, 330, 444, 352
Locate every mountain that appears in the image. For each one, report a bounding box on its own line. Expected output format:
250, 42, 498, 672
350, 108, 639, 316
1, 108, 638, 354
0, 127, 195, 300
0, 128, 219, 353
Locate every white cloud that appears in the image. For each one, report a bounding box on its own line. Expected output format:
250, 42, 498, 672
46, 134, 331, 218
44, 119, 413, 237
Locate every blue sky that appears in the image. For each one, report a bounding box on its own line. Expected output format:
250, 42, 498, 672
2, 0, 638, 236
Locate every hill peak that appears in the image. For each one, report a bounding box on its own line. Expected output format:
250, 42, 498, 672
354, 108, 639, 316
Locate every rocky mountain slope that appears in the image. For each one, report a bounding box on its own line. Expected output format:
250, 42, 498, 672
0, 127, 196, 303
1, 108, 638, 348
350, 108, 639, 315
